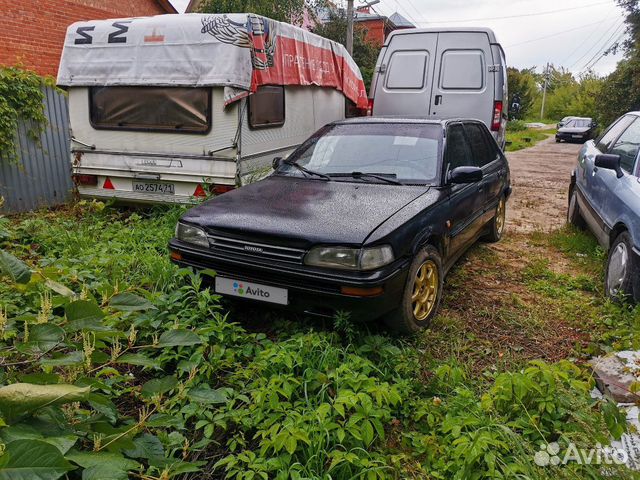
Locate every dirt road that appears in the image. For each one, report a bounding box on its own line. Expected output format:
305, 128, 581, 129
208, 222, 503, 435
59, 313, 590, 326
506, 137, 583, 233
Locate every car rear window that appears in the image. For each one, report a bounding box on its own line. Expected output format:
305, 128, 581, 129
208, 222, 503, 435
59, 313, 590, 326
90, 87, 210, 133
285, 123, 442, 184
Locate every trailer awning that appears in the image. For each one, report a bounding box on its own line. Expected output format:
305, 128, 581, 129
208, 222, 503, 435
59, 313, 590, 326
57, 13, 368, 108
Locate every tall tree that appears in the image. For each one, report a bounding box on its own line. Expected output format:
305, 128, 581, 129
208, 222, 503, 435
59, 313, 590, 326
197, 0, 325, 26
312, 10, 379, 91
506, 67, 537, 119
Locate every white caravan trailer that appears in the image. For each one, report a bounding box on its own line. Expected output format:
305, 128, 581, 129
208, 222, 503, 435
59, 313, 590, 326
57, 14, 368, 204
369, 27, 507, 149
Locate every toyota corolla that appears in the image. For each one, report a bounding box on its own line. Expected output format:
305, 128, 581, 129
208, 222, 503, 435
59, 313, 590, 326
169, 118, 511, 333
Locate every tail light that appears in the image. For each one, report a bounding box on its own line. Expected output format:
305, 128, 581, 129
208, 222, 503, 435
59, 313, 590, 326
367, 98, 374, 116
73, 174, 98, 186
103, 177, 115, 190
491, 101, 503, 131
210, 184, 235, 195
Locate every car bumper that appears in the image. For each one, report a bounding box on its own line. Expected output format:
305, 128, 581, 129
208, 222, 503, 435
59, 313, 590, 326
168, 240, 411, 321
556, 132, 589, 142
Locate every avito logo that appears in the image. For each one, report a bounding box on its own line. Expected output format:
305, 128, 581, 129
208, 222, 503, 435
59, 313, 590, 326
233, 282, 270, 298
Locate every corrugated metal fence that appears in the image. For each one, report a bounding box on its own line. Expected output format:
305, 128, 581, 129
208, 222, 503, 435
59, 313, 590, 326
0, 87, 73, 214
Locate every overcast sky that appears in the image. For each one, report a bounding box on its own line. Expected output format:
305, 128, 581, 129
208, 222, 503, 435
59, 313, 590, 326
168, 0, 627, 76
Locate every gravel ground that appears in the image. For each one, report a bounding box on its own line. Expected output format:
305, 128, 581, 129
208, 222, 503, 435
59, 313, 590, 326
506, 136, 583, 233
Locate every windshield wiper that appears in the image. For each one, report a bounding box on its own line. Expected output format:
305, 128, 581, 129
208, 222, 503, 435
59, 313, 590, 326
281, 159, 331, 181
327, 172, 404, 186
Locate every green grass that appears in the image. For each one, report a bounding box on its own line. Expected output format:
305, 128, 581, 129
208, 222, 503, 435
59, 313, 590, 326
505, 127, 556, 152
0, 206, 638, 479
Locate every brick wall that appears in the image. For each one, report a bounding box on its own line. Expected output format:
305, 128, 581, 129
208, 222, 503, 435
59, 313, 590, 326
0, 0, 171, 77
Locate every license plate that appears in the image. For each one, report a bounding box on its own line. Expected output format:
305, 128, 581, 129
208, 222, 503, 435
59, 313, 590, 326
133, 182, 175, 195
215, 277, 288, 305
572, 134, 583, 138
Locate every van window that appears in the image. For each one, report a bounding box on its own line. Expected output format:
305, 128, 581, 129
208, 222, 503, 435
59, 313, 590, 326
90, 87, 210, 133
249, 86, 285, 128
464, 123, 494, 166
440, 50, 484, 90
446, 124, 473, 170
385, 51, 428, 89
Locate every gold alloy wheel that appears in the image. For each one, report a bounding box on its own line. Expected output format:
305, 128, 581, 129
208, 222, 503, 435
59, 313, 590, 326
496, 198, 506, 236
411, 260, 439, 321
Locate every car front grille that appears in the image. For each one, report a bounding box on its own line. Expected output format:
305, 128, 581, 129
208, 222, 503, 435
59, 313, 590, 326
207, 234, 307, 264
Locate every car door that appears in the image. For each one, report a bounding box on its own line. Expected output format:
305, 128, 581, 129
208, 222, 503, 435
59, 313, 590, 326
372, 32, 438, 117
462, 122, 505, 222
430, 32, 494, 129
592, 117, 640, 236
445, 123, 485, 257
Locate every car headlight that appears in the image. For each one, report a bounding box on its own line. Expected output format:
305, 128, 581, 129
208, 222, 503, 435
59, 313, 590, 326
304, 245, 394, 271
175, 222, 209, 248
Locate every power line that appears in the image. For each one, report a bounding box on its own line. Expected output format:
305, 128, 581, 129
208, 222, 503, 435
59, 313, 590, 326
412, 0, 611, 24
579, 22, 626, 71
568, 19, 625, 69
401, 0, 426, 25
560, 14, 620, 66
582, 30, 627, 71
506, 19, 608, 48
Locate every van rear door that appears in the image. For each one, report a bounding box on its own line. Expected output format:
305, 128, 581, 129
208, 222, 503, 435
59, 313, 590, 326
371, 32, 438, 117
429, 32, 494, 127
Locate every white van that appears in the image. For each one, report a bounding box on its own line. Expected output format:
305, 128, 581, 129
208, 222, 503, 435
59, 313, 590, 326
57, 14, 367, 204
369, 27, 507, 148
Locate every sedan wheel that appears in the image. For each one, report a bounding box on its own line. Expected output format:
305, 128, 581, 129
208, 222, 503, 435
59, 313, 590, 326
567, 188, 585, 229
384, 245, 444, 334
605, 232, 639, 303
485, 196, 506, 243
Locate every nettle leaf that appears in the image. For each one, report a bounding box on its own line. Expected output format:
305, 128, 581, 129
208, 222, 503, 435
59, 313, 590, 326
27, 325, 65, 352
17, 373, 61, 385
0, 250, 31, 284
66, 451, 140, 477
0, 439, 75, 480
123, 433, 165, 460
65, 300, 105, 324
188, 385, 229, 405
40, 351, 84, 368
109, 292, 156, 312
157, 329, 202, 348
65, 318, 113, 333
0, 383, 90, 424
116, 353, 161, 369
0, 424, 77, 454
87, 393, 119, 423
44, 279, 75, 299
141, 376, 178, 398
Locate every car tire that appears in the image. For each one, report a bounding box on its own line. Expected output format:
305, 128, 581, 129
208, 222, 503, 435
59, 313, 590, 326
556, 138, 561, 143
384, 245, 444, 334
484, 196, 506, 243
567, 187, 586, 229
605, 231, 640, 304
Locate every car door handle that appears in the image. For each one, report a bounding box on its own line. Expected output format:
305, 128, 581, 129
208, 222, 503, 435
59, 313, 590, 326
435, 95, 442, 106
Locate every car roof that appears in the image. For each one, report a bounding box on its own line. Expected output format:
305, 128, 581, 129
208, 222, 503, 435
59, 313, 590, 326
331, 116, 484, 127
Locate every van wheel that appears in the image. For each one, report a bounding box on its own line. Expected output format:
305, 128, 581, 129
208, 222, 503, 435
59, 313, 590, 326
384, 246, 443, 334
485, 196, 506, 243
567, 188, 586, 229
605, 231, 640, 304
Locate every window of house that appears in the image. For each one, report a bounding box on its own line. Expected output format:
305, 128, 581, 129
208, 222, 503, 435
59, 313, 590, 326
90, 87, 210, 133
249, 86, 285, 128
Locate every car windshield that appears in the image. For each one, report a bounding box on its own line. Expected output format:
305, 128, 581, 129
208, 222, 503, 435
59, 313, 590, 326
279, 123, 442, 184
566, 119, 591, 128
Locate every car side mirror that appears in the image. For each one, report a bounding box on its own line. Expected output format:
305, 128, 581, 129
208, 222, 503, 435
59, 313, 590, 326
272, 157, 283, 170
595, 153, 623, 178
448, 166, 483, 184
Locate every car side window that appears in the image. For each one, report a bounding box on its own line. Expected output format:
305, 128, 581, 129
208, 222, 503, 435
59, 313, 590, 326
596, 115, 635, 152
463, 123, 495, 167
608, 118, 640, 173
446, 124, 473, 170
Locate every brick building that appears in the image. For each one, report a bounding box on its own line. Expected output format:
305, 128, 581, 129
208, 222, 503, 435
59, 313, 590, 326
354, 9, 414, 47
0, 0, 177, 77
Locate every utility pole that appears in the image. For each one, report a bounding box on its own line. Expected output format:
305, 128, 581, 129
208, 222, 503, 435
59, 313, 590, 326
540, 62, 549, 120
346, 0, 354, 56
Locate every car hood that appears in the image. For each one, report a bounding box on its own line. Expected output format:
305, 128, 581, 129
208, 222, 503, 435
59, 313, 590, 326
559, 126, 591, 133
180, 175, 431, 247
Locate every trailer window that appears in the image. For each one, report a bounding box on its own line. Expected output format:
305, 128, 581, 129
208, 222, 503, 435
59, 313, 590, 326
249, 86, 285, 128
90, 87, 210, 133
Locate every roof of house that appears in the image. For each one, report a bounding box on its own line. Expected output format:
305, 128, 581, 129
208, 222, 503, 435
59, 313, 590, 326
157, 0, 178, 13
388, 12, 414, 28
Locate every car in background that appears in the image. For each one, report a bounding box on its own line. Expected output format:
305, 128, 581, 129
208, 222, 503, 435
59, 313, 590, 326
568, 112, 640, 303
557, 116, 578, 129
170, 118, 511, 333
556, 117, 598, 143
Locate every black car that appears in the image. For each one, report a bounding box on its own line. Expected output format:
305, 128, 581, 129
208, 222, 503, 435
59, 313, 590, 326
556, 117, 597, 143
169, 118, 511, 333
